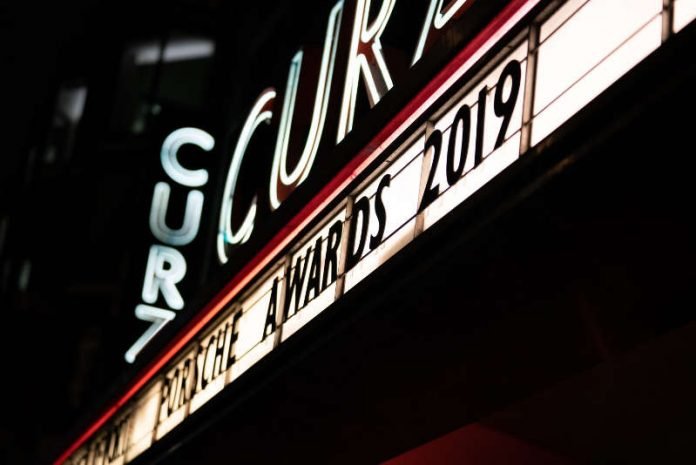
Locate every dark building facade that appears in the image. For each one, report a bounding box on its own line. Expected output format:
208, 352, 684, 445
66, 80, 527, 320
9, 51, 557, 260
2, 0, 696, 464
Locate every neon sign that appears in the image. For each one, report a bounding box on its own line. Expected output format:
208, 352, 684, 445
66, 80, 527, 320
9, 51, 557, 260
128, 0, 472, 363
125, 128, 215, 364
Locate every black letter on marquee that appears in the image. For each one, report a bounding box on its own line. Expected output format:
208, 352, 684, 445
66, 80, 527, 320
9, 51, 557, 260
285, 253, 308, 320
419, 129, 443, 212
322, 219, 343, 289
264, 278, 279, 338
213, 326, 227, 376
494, 59, 522, 149
370, 174, 391, 250
106, 424, 118, 460
179, 359, 191, 405
229, 311, 241, 366
160, 380, 170, 418
304, 237, 323, 306
446, 104, 471, 186
195, 344, 206, 393
201, 337, 216, 389
167, 369, 180, 416
346, 196, 370, 270
475, 87, 487, 166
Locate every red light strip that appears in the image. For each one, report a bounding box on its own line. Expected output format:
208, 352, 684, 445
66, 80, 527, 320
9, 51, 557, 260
53, 0, 539, 463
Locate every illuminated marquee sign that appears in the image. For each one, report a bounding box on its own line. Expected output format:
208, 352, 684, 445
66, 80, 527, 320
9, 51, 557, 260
63, 0, 695, 464
126, 0, 475, 364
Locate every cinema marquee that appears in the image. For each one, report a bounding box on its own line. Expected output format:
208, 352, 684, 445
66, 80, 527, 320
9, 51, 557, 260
57, 0, 696, 463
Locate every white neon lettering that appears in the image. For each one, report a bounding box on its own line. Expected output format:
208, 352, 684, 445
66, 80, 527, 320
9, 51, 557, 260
337, 0, 397, 143
126, 127, 213, 363
217, 90, 275, 264
150, 182, 204, 247
124, 305, 176, 363
142, 245, 187, 310
413, 0, 470, 65
160, 127, 215, 188
269, 1, 344, 210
